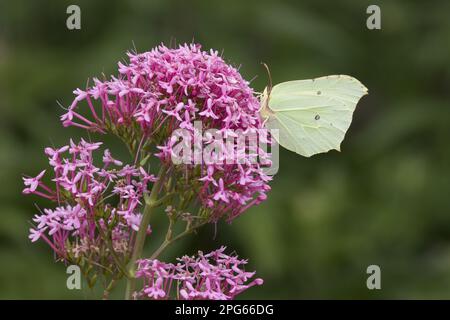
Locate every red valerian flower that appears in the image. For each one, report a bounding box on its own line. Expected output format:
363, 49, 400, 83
62, 43, 273, 223
24, 43, 271, 297
23, 140, 154, 263
134, 246, 263, 300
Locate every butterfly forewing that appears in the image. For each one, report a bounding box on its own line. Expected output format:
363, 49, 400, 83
264, 75, 367, 157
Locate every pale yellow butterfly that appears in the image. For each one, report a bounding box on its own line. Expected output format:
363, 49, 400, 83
260, 72, 368, 157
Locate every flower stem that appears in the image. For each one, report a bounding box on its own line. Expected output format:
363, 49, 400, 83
124, 164, 168, 300
103, 279, 117, 300
150, 220, 208, 260
149, 231, 184, 260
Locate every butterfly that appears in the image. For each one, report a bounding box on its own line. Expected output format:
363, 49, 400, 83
260, 67, 368, 157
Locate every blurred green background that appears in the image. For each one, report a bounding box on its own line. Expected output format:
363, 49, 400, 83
1, 0, 450, 299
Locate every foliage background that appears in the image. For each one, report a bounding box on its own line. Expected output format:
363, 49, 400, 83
1, 0, 449, 299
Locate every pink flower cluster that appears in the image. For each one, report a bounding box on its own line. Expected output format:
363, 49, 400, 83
23, 139, 155, 259
134, 246, 263, 300
63, 43, 272, 222
24, 43, 268, 298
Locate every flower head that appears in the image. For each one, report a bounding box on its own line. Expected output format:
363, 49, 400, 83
62, 43, 273, 223
24, 139, 156, 265
134, 246, 263, 300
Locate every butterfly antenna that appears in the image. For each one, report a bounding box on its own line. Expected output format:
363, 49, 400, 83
261, 62, 273, 94
131, 40, 138, 54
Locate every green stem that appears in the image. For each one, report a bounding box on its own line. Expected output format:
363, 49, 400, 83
152, 192, 175, 207
124, 165, 168, 300
103, 278, 117, 300
95, 220, 129, 278
150, 220, 208, 260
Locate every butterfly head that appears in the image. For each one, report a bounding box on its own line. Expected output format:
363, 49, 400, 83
259, 63, 275, 122
259, 87, 274, 123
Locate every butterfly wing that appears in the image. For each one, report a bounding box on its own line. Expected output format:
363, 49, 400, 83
263, 75, 368, 157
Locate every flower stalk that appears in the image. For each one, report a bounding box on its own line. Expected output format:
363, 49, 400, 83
125, 164, 168, 299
